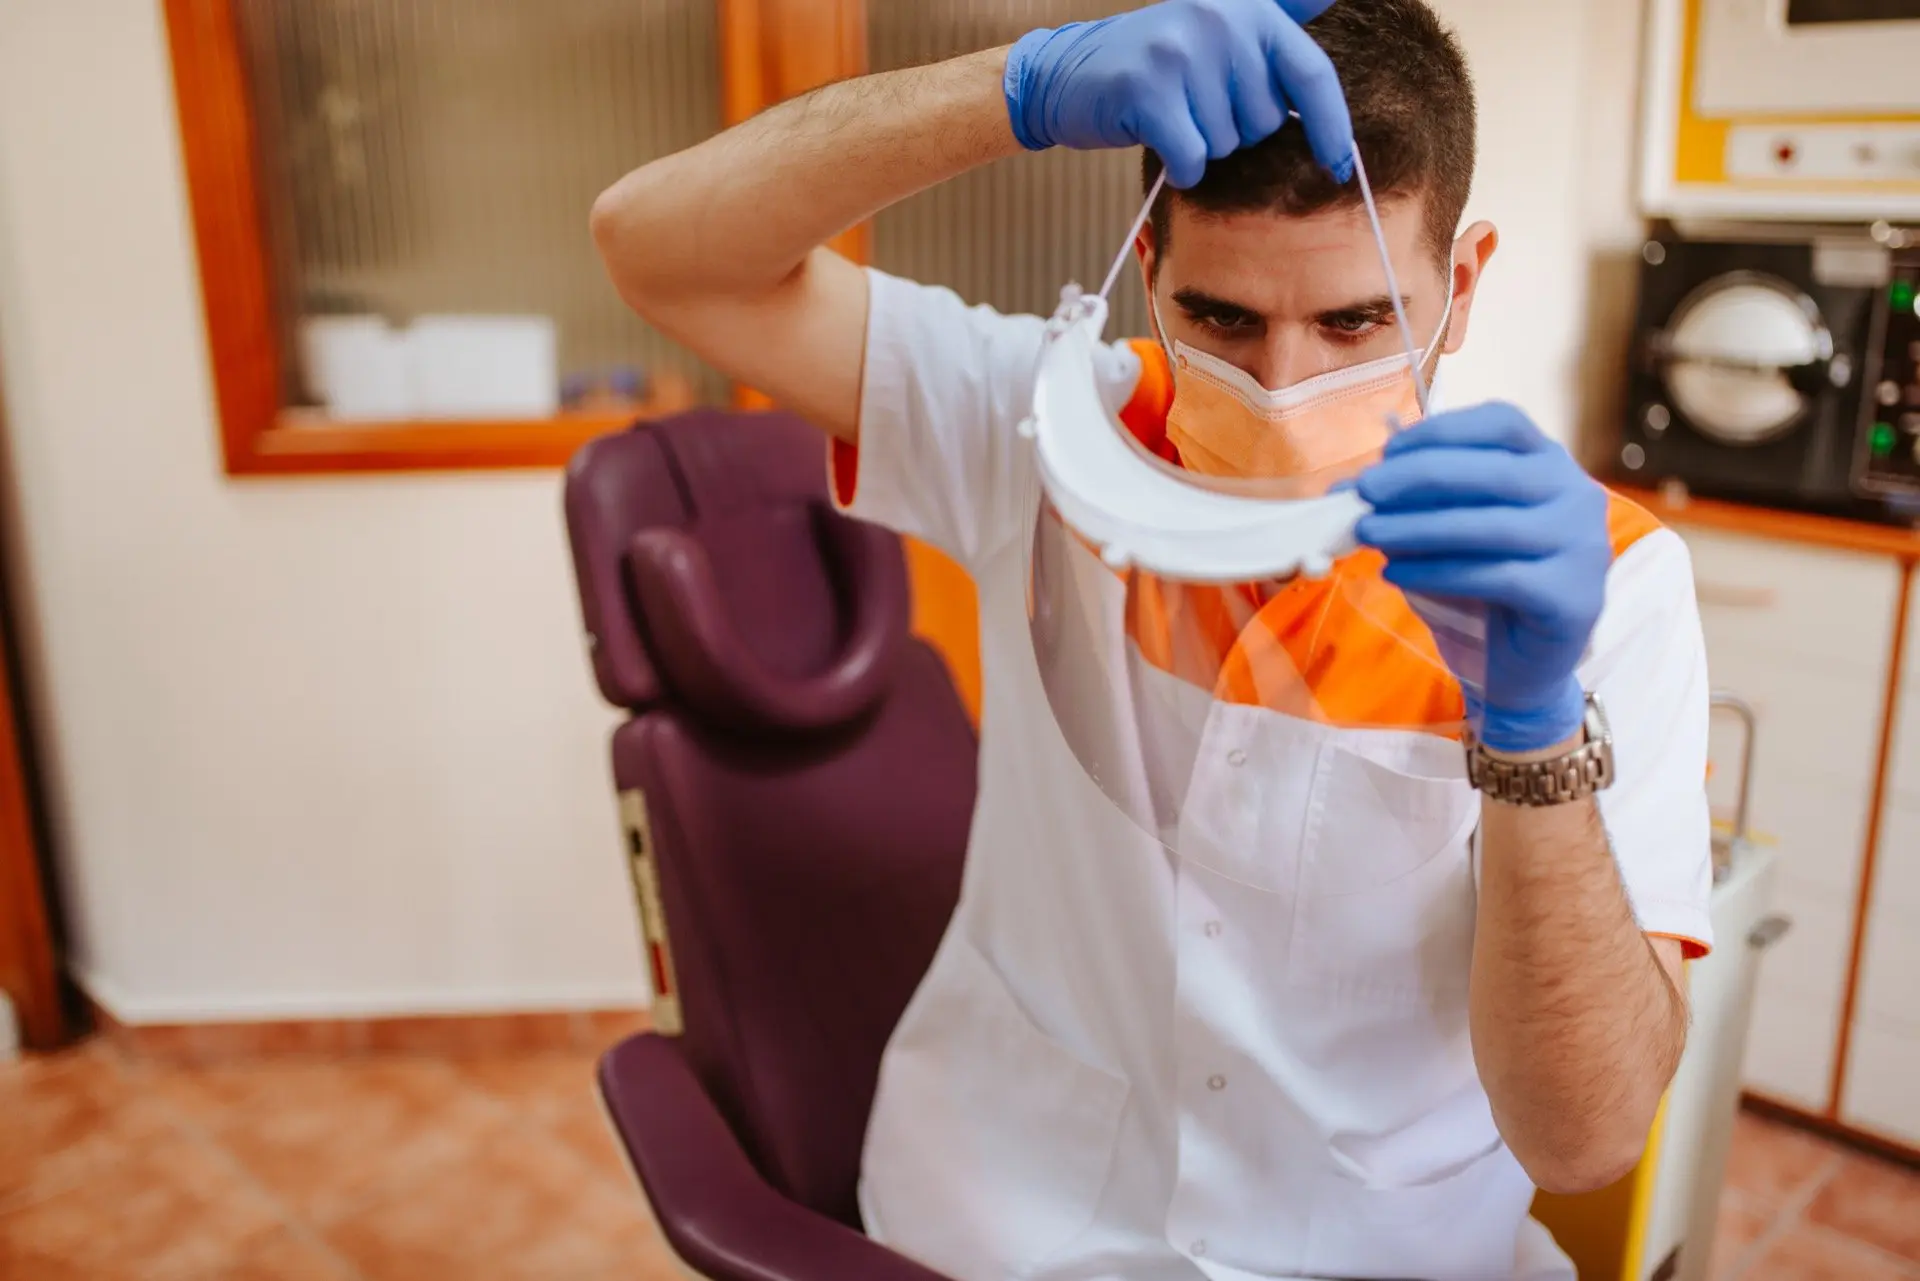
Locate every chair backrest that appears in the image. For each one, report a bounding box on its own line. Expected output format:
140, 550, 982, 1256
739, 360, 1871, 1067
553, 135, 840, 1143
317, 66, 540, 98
565, 411, 976, 1227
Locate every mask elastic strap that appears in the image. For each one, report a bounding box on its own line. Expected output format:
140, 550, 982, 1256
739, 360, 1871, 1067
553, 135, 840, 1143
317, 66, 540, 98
1352, 150, 1432, 420
1100, 170, 1170, 307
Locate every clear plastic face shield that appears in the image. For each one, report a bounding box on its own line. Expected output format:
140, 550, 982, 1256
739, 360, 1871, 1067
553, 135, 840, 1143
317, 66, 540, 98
1023, 152, 1489, 858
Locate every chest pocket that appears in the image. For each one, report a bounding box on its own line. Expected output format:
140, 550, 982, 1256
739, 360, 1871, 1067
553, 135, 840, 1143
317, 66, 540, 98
1288, 739, 1480, 1000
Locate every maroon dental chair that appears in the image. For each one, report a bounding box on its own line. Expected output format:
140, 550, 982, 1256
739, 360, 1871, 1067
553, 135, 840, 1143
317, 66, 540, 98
563, 409, 977, 1280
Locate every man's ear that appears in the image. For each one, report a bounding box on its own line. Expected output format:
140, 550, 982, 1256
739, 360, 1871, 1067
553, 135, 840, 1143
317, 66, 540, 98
1442, 221, 1498, 355
1135, 226, 1163, 338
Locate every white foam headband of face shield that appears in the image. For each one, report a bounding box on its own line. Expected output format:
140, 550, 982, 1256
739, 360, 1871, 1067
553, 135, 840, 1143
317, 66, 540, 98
1025, 153, 1426, 584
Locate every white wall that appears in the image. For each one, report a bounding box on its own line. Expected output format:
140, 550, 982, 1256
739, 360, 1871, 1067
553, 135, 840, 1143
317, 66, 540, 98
0, 0, 1648, 1024
1431, 0, 1649, 449
0, 0, 646, 1022
1574, 0, 1660, 466
1433, 0, 1589, 440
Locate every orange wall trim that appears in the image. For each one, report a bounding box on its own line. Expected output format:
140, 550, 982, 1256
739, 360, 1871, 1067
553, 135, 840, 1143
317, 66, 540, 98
0, 605, 61, 1051
86, 998, 652, 1064
1744, 1092, 1920, 1170
904, 540, 983, 723
1612, 485, 1920, 561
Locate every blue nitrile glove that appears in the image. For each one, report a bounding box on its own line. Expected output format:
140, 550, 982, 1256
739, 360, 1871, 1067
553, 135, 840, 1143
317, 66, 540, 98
1354, 403, 1612, 754
1003, 0, 1355, 189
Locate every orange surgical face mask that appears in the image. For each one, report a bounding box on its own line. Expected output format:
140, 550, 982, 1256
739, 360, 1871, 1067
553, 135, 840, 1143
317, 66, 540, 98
1150, 292, 1448, 489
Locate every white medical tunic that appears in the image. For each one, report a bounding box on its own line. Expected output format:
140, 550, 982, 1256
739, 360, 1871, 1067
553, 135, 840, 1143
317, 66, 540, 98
838, 268, 1715, 1281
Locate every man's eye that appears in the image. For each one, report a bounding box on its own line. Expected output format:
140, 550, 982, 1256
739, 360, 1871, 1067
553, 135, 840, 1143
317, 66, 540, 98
1320, 316, 1382, 345
1196, 314, 1259, 337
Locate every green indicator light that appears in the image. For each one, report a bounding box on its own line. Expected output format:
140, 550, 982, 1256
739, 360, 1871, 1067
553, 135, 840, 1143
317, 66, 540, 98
1873, 422, 1897, 455
1894, 281, 1917, 313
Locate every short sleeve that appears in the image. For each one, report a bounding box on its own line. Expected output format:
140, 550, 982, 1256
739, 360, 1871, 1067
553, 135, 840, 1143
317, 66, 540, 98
833, 267, 1143, 571
1580, 528, 1715, 957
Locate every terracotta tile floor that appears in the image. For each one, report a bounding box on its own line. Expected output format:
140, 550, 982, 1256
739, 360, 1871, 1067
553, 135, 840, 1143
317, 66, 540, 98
0, 1038, 681, 1281
1712, 1110, 1920, 1280
3, 1039, 1917, 1279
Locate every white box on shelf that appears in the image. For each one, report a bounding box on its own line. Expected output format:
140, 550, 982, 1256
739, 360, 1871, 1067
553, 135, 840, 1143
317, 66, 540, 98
298, 315, 414, 420
407, 314, 558, 419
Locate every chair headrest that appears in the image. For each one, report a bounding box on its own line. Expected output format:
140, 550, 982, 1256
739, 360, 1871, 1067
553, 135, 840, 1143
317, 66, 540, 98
564, 410, 910, 733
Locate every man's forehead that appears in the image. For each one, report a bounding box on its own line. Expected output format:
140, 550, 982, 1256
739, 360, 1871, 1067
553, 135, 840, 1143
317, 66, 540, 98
1162, 194, 1434, 302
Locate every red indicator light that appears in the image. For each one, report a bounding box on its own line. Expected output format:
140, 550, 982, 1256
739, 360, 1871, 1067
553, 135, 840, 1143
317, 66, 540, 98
649, 942, 672, 997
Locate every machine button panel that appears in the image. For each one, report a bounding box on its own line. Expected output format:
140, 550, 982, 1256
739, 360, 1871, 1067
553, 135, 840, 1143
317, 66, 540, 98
1857, 262, 1920, 498
1729, 124, 1920, 184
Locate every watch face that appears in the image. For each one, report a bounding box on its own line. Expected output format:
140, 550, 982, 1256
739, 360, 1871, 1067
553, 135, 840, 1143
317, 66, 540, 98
1585, 692, 1612, 743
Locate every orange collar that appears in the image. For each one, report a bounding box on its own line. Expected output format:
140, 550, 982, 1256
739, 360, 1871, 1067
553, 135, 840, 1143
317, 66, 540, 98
1113, 338, 1666, 734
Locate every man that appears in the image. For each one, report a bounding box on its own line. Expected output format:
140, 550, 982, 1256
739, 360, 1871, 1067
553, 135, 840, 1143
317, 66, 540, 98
592, 1, 1713, 1277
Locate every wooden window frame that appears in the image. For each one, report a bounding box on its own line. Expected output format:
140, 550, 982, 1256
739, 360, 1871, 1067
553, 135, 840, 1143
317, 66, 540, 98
0, 432, 62, 1047
162, 0, 863, 476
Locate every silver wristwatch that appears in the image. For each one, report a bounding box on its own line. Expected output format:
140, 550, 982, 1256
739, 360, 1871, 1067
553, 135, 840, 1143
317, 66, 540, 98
1463, 693, 1615, 806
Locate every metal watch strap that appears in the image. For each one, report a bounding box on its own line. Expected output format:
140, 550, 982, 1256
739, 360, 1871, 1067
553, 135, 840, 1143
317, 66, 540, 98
1463, 694, 1615, 807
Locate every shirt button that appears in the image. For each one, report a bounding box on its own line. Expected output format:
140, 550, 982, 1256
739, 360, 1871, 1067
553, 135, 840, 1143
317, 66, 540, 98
1191, 1240, 1209, 1258
1226, 749, 1248, 767
1207, 1074, 1227, 1092
1203, 920, 1223, 939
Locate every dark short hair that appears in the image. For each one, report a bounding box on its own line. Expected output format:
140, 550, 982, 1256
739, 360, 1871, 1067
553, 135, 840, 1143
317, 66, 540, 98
1144, 0, 1476, 269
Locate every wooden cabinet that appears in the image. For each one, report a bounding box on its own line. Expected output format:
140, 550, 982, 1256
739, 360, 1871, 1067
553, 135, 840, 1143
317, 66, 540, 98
1841, 588, 1920, 1146
1681, 529, 1899, 1111
1634, 487, 1920, 1158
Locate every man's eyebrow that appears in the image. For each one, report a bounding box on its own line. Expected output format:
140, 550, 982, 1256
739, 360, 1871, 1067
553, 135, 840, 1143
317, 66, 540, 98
1313, 294, 1407, 327
1171, 287, 1264, 325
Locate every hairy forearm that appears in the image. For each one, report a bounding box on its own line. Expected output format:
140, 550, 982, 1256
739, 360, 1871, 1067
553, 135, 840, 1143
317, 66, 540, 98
591, 47, 1020, 307
1470, 779, 1688, 1194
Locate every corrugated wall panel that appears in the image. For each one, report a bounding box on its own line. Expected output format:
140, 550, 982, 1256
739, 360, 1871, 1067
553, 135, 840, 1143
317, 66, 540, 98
868, 1, 1151, 338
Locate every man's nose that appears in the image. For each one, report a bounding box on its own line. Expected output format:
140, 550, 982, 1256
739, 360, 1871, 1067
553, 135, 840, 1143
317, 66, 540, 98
1247, 332, 1319, 391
